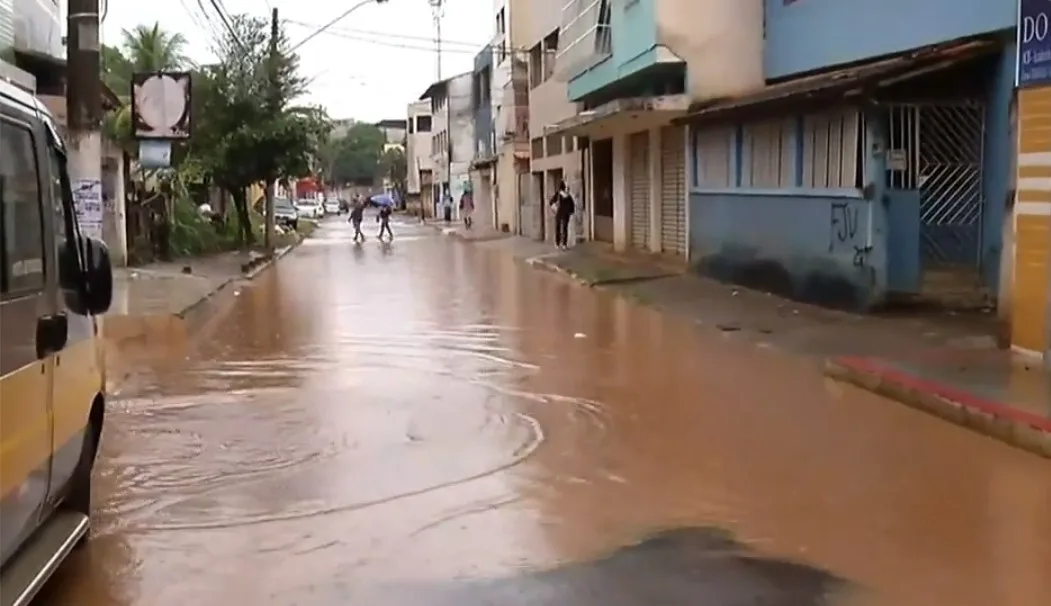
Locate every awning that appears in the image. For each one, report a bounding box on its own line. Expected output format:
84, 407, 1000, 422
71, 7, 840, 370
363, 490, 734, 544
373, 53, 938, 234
674, 38, 998, 126
545, 94, 689, 137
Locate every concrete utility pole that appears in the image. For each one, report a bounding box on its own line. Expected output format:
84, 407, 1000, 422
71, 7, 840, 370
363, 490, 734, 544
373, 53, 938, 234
264, 7, 279, 252
429, 0, 452, 207
67, 0, 102, 240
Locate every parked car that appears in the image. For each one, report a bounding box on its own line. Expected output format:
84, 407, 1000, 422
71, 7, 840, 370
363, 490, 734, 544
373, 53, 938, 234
274, 198, 299, 229
295, 200, 322, 219
323, 200, 340, 215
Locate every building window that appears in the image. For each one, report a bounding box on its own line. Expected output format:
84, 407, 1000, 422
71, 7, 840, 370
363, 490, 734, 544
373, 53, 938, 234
740, 118, 795, 188
531, 137, 544, 158
542, 30, 559, 81
692, 125, 735, 188
496, 8, 505, 35
529, 43, 543, 88
417, 115, 432, 132
596, 0, 612, 55
801, 109, 863, 189
546, 134, 563, 156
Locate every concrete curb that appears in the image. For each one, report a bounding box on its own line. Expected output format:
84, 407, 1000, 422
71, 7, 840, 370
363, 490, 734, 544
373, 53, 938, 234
524, 255, 596, 286
824, 357, 1051, 458
175, 234, 305, 320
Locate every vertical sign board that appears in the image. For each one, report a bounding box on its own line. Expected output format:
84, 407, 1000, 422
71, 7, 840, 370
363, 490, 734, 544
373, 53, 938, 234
1018, 0, 1051, 87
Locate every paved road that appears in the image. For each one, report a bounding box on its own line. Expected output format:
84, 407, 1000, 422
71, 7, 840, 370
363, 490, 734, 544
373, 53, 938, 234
41, 218, 1051, 605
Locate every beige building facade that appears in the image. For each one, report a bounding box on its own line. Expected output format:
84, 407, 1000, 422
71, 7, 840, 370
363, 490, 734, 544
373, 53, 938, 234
522, 0, 584, 243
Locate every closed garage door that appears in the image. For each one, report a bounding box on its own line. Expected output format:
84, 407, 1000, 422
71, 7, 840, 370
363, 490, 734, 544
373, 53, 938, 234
660, 125, 686, 256
629, 131, 650, 250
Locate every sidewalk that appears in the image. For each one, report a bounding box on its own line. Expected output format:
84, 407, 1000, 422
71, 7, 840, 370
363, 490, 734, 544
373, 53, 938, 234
427, 221, 512, 243
476, 237, 1050, 458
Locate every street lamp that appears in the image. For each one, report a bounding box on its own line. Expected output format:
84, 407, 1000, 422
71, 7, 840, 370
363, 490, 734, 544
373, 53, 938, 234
288, 0, 390, 53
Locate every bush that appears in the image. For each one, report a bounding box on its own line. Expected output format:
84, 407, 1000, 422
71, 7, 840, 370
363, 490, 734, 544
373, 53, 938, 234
169, 198, 240, 256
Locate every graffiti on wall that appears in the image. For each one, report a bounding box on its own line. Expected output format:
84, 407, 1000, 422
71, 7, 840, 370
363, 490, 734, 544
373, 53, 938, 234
828, 201, 872, 268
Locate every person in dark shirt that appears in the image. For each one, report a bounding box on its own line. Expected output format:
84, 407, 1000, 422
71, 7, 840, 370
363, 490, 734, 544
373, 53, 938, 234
550, 180, 575, 249
377, 204, 394, 241
348, 197, 366, 242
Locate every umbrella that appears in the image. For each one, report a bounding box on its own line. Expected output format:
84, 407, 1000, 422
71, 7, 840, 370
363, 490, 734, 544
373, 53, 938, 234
371, 193, 395, 207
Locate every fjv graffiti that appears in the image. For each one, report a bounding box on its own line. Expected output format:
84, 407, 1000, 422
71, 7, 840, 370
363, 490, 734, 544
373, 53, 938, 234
829, 201, 872, 267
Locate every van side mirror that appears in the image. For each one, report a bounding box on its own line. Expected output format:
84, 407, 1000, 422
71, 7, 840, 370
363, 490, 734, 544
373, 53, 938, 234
59, 236, 113, 315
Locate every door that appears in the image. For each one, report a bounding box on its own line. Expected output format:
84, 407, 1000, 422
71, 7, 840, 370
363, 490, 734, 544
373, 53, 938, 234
592, 138, 613, 242
0, 114, 57, 564
628, 131, 650, 250
917, 102, 985, 271
660, 125, 686, 256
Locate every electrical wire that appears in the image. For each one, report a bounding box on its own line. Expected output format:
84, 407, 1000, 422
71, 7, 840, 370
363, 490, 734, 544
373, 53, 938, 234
285, 23, 526, 57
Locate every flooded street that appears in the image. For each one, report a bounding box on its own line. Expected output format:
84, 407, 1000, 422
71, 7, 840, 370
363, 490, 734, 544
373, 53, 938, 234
41, 219, 1051, 605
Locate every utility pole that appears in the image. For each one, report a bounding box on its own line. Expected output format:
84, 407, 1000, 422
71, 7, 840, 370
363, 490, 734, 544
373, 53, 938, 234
264, 7, 279, 252
67, 0, 103, 241
429, 0, 452, 211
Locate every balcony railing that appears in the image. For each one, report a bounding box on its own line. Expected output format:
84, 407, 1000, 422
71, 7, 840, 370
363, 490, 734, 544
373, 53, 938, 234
554, 0, 611, 79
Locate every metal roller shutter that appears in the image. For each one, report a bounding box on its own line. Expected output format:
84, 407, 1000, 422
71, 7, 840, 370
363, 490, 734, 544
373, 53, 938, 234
629, 132, 650, 250
660, 125, 686, 256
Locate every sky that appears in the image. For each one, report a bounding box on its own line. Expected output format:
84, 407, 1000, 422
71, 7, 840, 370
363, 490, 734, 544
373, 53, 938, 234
99, 0, 492, 122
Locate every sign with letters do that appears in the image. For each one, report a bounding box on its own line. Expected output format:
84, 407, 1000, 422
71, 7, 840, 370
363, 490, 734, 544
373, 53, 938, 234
1019, 0, 1051, 86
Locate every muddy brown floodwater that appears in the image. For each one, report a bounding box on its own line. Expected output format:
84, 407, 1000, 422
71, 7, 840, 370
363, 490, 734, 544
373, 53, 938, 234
39, 219, 1051, 606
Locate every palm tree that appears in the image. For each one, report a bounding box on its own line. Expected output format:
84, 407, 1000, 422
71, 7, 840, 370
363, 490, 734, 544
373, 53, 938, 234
121, 23, 189, 72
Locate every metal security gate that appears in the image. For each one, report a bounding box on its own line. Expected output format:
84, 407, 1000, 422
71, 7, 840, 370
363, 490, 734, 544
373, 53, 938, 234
628, 131, 650, 250
519, 172, 541, 240
888, 102, 986, 269
660, 125, 686, 255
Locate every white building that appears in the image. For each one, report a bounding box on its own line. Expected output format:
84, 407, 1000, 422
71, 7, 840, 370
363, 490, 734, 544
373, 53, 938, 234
489, 0, 530, 233
419, 71, 474, 218
405, 100, 433, 210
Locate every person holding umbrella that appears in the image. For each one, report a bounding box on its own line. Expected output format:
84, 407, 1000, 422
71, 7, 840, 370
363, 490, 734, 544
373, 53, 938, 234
375, 193, 395, 241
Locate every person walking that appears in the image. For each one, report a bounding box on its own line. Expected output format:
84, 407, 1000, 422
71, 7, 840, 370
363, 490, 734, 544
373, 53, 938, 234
348, 197, 366, 242
460, 191, 474, 229
550, 180, 575, 249
377, 204, 394, 241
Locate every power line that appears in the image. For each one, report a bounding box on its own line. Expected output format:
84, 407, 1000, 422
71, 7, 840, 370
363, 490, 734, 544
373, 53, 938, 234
284, 18, 483, 50
283, 24, 527, 57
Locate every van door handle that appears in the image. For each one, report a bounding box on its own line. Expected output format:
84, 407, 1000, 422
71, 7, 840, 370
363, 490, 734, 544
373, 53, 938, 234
35, 313, 69, 359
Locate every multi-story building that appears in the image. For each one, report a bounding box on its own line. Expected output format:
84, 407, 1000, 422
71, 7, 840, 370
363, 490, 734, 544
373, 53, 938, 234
523, 0, 586, 243
672, 0, 1016, 314
1014, 0, 1051, 363
469, 43, 497, 230
491, 0, 530, 234
375, 118, 407, 151
419, 71, 474, 218
405, 100, 433, 213
548, 0, 762, 256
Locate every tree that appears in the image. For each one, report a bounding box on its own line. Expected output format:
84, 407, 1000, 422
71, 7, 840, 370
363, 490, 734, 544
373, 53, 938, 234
122, 23, 190, 72
379, 146, 407, 195
190, 14, 329, 246
328, 123, 386, 186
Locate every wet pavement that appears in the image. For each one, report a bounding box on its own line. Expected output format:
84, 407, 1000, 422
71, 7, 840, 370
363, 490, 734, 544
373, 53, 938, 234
40, 217, 1051, 605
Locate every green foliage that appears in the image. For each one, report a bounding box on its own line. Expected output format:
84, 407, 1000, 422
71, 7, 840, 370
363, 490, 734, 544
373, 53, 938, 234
188, 13, 330, 247
379, 146, 407, 189
327, 123, 387, 186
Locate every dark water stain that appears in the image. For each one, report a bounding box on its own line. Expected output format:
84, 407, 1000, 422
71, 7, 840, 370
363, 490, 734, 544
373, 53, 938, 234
348, 528, 851, 605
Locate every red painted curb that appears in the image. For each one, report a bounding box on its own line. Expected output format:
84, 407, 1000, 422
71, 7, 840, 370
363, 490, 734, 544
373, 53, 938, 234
834, 356, 1051, 432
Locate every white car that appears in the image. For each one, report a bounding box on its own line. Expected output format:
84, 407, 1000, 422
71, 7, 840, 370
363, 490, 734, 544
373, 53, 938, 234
295, 200, 323, 219
323, 200, 340, 215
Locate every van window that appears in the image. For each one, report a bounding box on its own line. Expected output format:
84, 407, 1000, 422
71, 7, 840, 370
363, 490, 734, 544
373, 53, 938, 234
0, 118, 46, 295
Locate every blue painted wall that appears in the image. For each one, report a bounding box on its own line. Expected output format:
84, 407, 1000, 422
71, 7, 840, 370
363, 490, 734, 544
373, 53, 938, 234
689, 193, 886, 310
473, 45, 494, 159
567, 0, 658, 101
765, 0, 1016, 78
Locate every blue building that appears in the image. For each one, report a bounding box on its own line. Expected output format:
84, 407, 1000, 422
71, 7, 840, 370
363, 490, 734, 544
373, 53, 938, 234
544, 0, 764, 257
679, 0, 1018, 310
470, 44, 497, 228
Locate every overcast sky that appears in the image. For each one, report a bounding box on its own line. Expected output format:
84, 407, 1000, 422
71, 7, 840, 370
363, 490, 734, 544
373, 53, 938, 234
99, 0, 491, 122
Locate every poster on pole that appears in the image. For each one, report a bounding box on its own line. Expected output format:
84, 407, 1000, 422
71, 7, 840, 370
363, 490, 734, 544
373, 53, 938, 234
74, 178, 104, 239
131, 71, 193, 139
